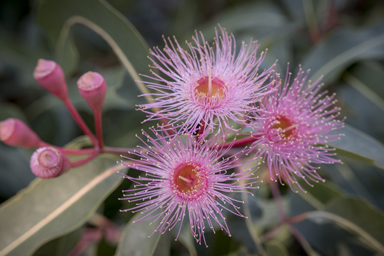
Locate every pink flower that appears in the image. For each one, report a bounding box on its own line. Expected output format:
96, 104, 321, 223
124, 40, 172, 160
138, 26, 274, 134
119, 128, 260, 246
247, 66, 344, 192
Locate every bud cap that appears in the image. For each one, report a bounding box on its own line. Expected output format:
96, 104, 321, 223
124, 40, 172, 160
0, 118, 41, 148
77, 72, 107, 110
34, 59, 68, 101
30, 147, 71, 179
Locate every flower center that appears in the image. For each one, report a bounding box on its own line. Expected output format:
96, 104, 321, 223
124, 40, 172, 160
171, 163, 208, 200
194, 76, 226, 104
271, 115, 297, 139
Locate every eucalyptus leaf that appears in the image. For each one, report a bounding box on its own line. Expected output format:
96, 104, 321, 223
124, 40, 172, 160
153, 230, 171, 256
324, 197, 384, 249
0, 157, 126, 256
265, 240, 289, 256
289, 190, 371, 256
304, 197, 384, 254
36, 0, 152, 102
0, 146, 35, 198
172, 221, 198, 256
196, 2, 287, 41
297, 180, 344, 210
115, 211, 162, 256
32, 227, 82, 256
302, 24, 384, 84
336, 79, 384, 141
327, 124, 384, 170
351, 61, 384, 100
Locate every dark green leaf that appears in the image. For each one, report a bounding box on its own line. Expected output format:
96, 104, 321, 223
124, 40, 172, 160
297, 180, 344, 209
197, 2, 287, 41
265, 240, 289, 256
153, 230, 171, 256
327, 124, 384, 169
302, 24, 384, 84
115, 211, 162, 256
0, 158, 126, 256
303, 197, 384, 254
324, 197, 384, 251
32, 227, 82, 256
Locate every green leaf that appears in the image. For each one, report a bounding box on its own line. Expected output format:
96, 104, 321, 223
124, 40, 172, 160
265, 240, 289, 256
344, 71, 384, 114
32, 227, 82, 256
0, 157, 126, 256
302, 24, 384, 84
196, 2, 287, 41
153, 230, 171, 256
306, 197, 384, 254
297, 180, 344, 210
350, 61, 384, 100
327, 124, 384, 169
172, 223, 198, 256
115, 212, 162, 256
36, 0, 152, 103
336, 63, 384, 142
0, 28, 50, 85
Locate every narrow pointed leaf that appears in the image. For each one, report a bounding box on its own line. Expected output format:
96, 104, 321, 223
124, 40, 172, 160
116, 211, 162, 256
302, 24, 384, 84
327, 124, 384, 170
0, 158, 126, 256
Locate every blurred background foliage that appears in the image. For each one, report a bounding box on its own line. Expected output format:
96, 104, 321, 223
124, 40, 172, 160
1, 0, 384, 255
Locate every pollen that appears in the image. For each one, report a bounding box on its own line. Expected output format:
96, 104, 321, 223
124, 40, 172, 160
194, 76, 226, 104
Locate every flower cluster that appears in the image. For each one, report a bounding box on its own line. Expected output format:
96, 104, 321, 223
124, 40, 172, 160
0, 26, 344, 247
118, 27, 343, 244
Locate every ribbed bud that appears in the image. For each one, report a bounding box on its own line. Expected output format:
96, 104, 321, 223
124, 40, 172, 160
33, 59, 68, 101
30, 147, 71, 179
77, 72, 107, 110
0, 118, 41, 148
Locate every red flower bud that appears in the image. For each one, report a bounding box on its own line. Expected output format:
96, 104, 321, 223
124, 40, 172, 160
77, 72, 107, 110
30, 147, 71, 179
33, 59, 68, 101
0, 118, 41, 148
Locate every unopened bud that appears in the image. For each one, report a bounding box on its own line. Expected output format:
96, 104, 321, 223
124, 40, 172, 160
77, 72, 107, 110
34, 59, 68, 101
30, 147, 71, 179
0, 118, 41, 148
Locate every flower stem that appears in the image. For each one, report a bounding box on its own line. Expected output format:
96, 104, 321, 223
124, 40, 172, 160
260, 223, 283, 242
63, 98, 98, 147
236, 163, 266, 256
269, 180, 286, 222
221, 135, 258, 149
269, 179, 319, 255
94, 109, 104, 149
70, 151, 100, 168
102, 146, 137, 154
38, 141, 95, 155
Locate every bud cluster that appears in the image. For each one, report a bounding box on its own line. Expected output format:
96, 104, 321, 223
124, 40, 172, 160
1, 59, 109, 179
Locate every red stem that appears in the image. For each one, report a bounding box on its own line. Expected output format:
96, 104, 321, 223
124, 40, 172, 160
269, 179, 317, 254
103, 146, 136, 154
220, 135, 258, 149
269, 179, 286, 222
39, 141, 95, 155
70, 151, 100, 168
63, 98, 98, 147
94, 109, 103, 149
